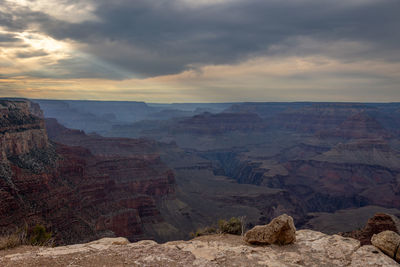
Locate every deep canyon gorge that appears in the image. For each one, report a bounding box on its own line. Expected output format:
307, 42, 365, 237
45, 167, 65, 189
1, 99, 400, 245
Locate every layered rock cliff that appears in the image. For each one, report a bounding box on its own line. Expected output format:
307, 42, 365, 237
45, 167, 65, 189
0, 100, 175, 244
45, 118, 162, 157
317, 112, 391, 139
174, 112, 267, 134
202, 137, 400, 228
0, 100, 48, 159
272, 103, 374, 133
107, 112, 269, 139
45, 117, 308, 238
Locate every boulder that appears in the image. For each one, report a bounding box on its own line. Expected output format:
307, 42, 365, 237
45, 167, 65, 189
341, 213, 400, 245
371, 230, 400, 262
244, 214, 296, 245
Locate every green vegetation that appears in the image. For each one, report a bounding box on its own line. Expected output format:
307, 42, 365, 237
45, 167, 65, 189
190, 216, 246, 238
0, 224, 53, 250
29, 225, 53, 246
190, 226, 217, 238
218, 217, 242, 235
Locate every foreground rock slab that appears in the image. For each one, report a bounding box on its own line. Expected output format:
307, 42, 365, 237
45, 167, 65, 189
244, 213, 296, 245
0, 230, 398, 266
371, 230, 400, 263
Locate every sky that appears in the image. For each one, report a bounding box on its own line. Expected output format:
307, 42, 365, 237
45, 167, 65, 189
0, 0, 399, 102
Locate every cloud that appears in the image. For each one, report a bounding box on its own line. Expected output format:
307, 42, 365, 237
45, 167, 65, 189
3, 0, 98, 23
2, 0, 400, 78
15, 50, 48, 58
0, 0, 399, 101
2, 54, 399, 102
28, 0, 398, 78
0, 32, 20, 43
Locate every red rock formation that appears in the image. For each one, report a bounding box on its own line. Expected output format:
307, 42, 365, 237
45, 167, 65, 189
317, 112, 391, 139
45, 118, 160, 157
0, 100, 49, 159
0, 100, 175, 244
274, 103, 375, 133
174, 112, 267, 134
340, 213, 400, 245
277, 159, 400, 210
27, 101, 44, 118
313, 139, 400, 169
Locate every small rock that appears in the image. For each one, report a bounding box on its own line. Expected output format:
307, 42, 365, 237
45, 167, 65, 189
244, 214, 296, 245
371, 230, 400, 262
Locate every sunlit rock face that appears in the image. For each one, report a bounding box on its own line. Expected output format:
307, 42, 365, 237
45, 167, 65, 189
0, 100, 176, 245
0, 100, 49, 159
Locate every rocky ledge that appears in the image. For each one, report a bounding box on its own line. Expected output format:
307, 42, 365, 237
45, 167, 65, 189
0, 229, 398, 267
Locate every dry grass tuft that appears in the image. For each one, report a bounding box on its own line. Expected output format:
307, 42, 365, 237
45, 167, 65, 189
0, 224, 54, 250
0, 228, 27, 250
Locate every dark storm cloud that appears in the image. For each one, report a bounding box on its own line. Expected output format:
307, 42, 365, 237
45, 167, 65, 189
0, 32, 27, 47
16, 50, 49, 58
0, 4, 46, 31
2, 0, 400, 78
0, 32, 19, 42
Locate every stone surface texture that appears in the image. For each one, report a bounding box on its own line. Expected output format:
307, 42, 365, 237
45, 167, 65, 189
244, 214, 296, 245
0, 230, 398, 266
371, 230, 400, 262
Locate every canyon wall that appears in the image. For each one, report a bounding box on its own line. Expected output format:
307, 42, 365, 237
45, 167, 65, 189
0, 100, 48, 159
0, 100, 175, 244
10, 100, 400, 241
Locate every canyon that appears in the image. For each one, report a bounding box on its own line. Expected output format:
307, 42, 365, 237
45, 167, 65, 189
0, 100, 175, 244
102, 101, 400, 233
1, 99, 400, 246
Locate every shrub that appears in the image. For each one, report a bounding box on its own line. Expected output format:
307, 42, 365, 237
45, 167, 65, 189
190, 226, 217, 238
218, 217, 242, 235
29, 225, 53, 246
189, 216, 246, 238
0, 224, 54, 250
